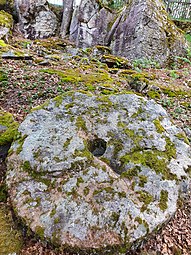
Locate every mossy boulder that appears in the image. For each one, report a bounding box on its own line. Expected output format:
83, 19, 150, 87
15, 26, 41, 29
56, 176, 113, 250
110, 0, 188, 66
0, 10, 13, 41
62, 0, 187, 66
6, 92, 191, 254
0, 110, 19, 146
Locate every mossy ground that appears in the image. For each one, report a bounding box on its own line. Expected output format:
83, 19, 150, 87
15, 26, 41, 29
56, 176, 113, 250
0, 35, 191, 254
0, 204, 23, 255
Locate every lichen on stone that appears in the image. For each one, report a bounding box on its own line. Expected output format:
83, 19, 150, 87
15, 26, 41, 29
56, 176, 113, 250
6, 91, 191, 254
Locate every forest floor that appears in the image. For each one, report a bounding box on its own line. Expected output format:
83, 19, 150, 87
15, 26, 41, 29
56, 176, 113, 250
0, 36, 191, 255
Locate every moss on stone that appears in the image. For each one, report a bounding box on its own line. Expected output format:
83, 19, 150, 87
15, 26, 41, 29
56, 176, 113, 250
0, 110, 19, 146
83, 187, 90, 196
65, 102, 75, 110
165, 137, 176, 159
0, 10, 13, 28
31, 100, 50, 112
53, 95, 64, 107
100, 54, 131, 69
63, 137, 72, 149
131, 107, 144, 118
0, 0, 6, 4
76, 177, 84, 187
153, 119, 165, 133
111, 212, 120, 227
135, 216, 143, 224
22, 161, 51, 187
118, 191, 126, 198
137, 190, 153, 205
35, 226, 45, 239
138, 175, 148, 187
97, 95, 113, 109
75, 116, 87, 132
159, 190, 168, 211
54, 217, 60, 224
107, 136, 124, 158
16, 134, 28, 154
185, 165, 191, 177
120, 146, 177, 180
22, 161, 32, 172
104, 186, 114, 193
120, 167, 140, 180
175, 132, 190, 145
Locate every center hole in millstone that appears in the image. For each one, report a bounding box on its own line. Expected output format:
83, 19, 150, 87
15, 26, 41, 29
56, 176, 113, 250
88, 138, 107, 157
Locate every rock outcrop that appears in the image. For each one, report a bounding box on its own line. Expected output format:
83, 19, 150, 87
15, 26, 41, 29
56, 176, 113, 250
110, 0, 187, 65
61, 0, 187, 65
6, 92, 191, 254
15, 0, 58, 39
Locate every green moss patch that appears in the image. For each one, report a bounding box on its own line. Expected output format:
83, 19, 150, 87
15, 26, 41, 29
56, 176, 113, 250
120, 143, 177, 180
0, 10, 13, 28
153, 119, 165, 133
159, 190, 168, 211
35, 226, 45, 239
40, 68, 113, 86
0, 205, 23, 255
0, 39, 7, 48
0, 111, 19, 146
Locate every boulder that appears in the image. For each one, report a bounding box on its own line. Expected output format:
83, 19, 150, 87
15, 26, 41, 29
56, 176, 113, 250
61, 0, 117, 48
15, 0, 58, 39
110, 0, 187, 65
0, 10, 13, 41
61, 0, 187, 66
6, 92, 191, 254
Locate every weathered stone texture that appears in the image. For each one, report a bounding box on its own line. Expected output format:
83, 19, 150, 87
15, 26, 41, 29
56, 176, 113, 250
6, 92, 191, 253
15, 0, 58, 39
110, 0, 187, 64
61, 0, 187, 65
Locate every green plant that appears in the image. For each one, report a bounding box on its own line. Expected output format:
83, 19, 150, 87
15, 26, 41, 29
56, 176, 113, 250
132, 58, 160, 70
169, 70, 180, 79
185, 33, 191, 44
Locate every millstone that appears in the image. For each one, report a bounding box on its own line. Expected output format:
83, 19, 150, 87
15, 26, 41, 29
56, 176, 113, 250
6, 92, 191, 254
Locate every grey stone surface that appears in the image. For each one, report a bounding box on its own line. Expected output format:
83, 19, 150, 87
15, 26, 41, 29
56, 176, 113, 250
6, 92, 191, 253
15, 0, 58, 39
60, 0, 187, 66
110, 0, 187, 65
